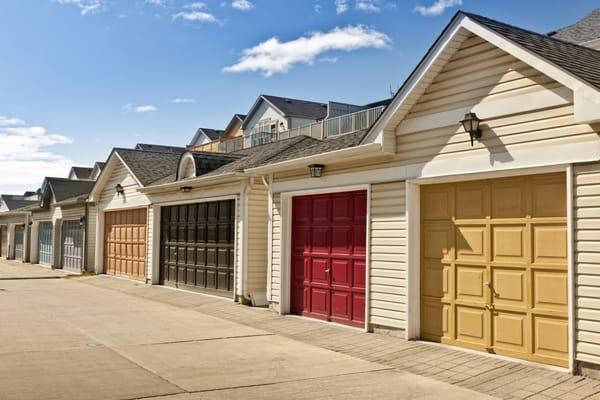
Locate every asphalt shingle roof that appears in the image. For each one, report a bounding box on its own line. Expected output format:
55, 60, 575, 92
115, 148, 182, 186
1, 195, 38, 211
548, 8, 600, 45
464, 12, 600, 91
263, 95, 328, 120
70, 167, 93, 179
134, 143, 187, 153
45, 178, 96, 203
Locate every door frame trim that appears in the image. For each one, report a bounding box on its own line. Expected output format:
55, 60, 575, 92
279, 184, 371, 332
149, 194, 239, 302
405, 164, 574, 372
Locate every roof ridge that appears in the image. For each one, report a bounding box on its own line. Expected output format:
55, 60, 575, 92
461, 11, 600, 55
116, 147, 182, 156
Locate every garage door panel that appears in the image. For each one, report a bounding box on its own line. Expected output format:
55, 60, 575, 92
104, 209, 147, 280
291, 191, 366, 328
61, 220, 84, 272
492, 225, 526, 263
456, 225, 486, 261
532, 224, 567, 265
533, 270, 568, 312
493, 311, 527, 353
38, 222, 53, 266
456, 182, 489, 220
160, 200, 235, 296
421, 173, 568, 367
492, 267, 527, 308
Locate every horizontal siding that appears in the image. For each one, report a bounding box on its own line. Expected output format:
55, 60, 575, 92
246, 183, 268, 295
86, 205, 97, 271
369, 182, 407, 329
0, 215, 27, 225
98, 159, 149, 210
575, 162, 600, 364
271, 193, 281, 303
395, 35, 598, 166
59, 205, 85, 221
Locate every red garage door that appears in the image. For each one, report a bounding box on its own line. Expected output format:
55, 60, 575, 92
291, 190, 366, 328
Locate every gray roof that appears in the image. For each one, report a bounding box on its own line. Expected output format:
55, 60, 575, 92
115, 148, 182, 186
186, 152, 242, 178
464, 12, 600, 91
262, 95, 328, 120
46, 178, 95, 203
134, 143, 186, 153
548, 8, 600, 45
1, 195, 38, 211
197, 128, 223, 141
70, 166, 93, 180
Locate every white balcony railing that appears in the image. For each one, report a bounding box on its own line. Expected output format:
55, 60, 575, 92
241, 105, 385, 149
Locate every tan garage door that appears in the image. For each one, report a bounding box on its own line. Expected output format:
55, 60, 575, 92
104, 209, 147, 280
421, 172, 568, 367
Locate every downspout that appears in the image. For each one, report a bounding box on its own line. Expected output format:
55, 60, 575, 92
241, 178, 254, 304
83, 202, 88, 273
261, 174, 273, 305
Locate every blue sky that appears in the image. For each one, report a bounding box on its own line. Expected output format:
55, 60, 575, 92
0, 0, 598, 194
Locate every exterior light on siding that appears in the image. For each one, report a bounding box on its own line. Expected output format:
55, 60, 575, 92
28, 221, 33, 227
79, 216, 86, 226
115, 184, 124, 196
180, 186, 192, 193
460, 112, 482, 146
21, 223, 25, 228
309, 164, 324, 178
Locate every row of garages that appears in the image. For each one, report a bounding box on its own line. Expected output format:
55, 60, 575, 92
3, 12, 600, 375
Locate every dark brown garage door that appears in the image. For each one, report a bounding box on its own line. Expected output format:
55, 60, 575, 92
160, 200, 235, 296
104, 209, 147, 280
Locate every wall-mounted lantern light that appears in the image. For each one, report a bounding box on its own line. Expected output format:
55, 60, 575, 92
79, 216, 86, 226
309, 164, 324, 178
28, 221, 33, 227
460, 112, 482, 146
21, 223, 26, 228
115, 184, 124, 196
180, 186, 192, 193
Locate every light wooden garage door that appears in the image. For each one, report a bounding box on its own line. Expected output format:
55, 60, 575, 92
104, 209, 147, 280
420, 173, 568, 367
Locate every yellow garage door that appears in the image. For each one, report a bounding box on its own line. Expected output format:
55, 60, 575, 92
421, 173, 568, 367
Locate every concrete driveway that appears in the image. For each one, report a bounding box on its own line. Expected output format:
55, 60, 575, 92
0, 260, 495, 400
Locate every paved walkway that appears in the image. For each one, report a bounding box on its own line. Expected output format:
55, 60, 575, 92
79, 274, 600, 400
0, 260, 492, 400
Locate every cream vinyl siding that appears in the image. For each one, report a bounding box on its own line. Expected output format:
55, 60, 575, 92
574, 162, 600, 365
235, 193, 242, 296
59, 205, 85, 221
270, 193, 282, 303
98, 159, 150, 210
86, 205, 97, 270
146, 205, 153, 281
369, 182, 407, 329
394, 34, 598, 163
246, 182, 268, 294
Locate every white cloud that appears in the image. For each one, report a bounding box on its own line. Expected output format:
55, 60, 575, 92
355, 0, 385, 12
314, 4, 322, 13
414, 0, 462, 16
135, 105, 158, 112
169, 98, 196, 103
184, 2, 206, 9
335, 0, 348, 14
224, 25, 391, 76
146, 0, 167, 6
173, 10, 218, 23
231, 0, 253, 10
56, 0, 104, 15
0, 117, 74, 194
0, 116, 25, 126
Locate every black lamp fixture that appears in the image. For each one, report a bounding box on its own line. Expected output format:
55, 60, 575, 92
460, 112, 482, 146
309, 164, 324, 178
115, 183, 124, 196
21, 223, 26, 228
28, 221, 33, 227
180, 186, 192, 193
79, 216, 86, 226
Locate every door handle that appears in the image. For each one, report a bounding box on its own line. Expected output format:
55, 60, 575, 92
484, 304, 493, 310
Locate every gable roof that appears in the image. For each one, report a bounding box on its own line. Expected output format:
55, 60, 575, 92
464, 12, 600, 91
114, 148, 182, 186
41, 177, 95, 204
364, 10, 600, 145
134, 143, 186, 153
188, 128, 224, 146
242, 95, 328, 129
0, 195, 38, 211
222, 114, 246, 136
69, 166, 93, 180
548, 8, 600, 45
